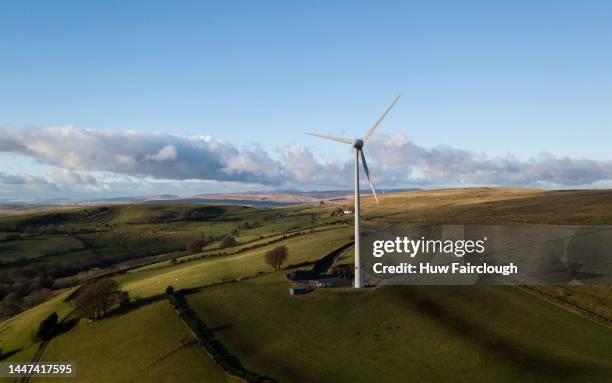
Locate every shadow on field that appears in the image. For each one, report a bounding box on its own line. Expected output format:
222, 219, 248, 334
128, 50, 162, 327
54, 318, 80, 336
209, 323, 234, 332
398, 287, 603, 379
106, 294, 166, 318
0, 348, 21, 361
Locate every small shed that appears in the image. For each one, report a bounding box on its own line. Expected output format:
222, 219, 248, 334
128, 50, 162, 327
289, 286, 309, 296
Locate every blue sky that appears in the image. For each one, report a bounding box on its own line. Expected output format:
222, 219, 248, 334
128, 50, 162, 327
1, 1, 612, 198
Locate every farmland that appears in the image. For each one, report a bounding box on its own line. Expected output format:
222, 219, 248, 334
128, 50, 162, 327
117, 226, 351, 299
32, 301, 227, 383
187, 272, 612, 383
0, 288, 74, 363
1, 188, 612, 383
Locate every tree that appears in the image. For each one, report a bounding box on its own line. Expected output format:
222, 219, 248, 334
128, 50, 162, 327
165, 285, 174, 296
264, 245, 289, 271
241, 221, 253, 230
24, 288, 52, 307
185, 239, 207, 254
73, 278, 122, 321
2, 292, 23, 316
220, 236, 238, 249
178, 209, 192, 221
74, 287, 98, 320
95, 278, 122, 316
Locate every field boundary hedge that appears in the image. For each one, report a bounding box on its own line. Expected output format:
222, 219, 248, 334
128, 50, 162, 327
166, 290, 277, 383
519, 285, 612, 327
180, 224, 346, 264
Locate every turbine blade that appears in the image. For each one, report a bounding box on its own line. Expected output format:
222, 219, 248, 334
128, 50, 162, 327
360, 149, 379, 204
306, 132, 354, 145
363, 95, 401, 142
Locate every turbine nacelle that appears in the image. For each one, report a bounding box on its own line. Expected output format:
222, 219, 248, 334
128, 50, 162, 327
306, 94, 401, 205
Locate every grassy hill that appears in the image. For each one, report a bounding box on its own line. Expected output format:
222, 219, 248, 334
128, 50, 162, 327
33, 301, 228, 383
0, 288, 74, 363
1, 188, 612, 383
187, 272, 612, 383
117, 226, 351, 298
0, 203, 347, 271
0, 203, 348, 309
362, 188, 612, 224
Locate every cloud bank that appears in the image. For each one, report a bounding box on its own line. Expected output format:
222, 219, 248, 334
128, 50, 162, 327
0, 126, 286, 185
1, 126, 612, 198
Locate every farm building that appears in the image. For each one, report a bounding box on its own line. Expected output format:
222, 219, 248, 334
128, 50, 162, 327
289, 286, 310, 296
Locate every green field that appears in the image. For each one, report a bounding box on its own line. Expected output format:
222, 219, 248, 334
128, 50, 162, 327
2, 190, 612, 382
187, 272, 612, 383
117, 226, 351, 298
0, 288, 74, 363
531, 285, 612, 320
34, 301, 228, 383
0, 235, 84, 262
0, 203, 345, 279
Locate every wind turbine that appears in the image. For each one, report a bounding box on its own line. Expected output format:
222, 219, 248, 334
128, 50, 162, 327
307, 95, 400, 288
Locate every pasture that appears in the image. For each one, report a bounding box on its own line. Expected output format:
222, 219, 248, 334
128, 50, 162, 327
2, 189, 612, 383
187, 272, 612, 383
117, 226, 352, 298
33, 301, 228, 383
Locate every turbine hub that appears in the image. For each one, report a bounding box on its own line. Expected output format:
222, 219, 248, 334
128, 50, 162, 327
353, 139, 364, 149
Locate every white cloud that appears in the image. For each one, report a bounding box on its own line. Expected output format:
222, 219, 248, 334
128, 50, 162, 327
1, 125, 612, 199
0, 172, 60, 195
365, 134, 612, 187
0, 126, 285, 184
145, 145, 178, 162
281, 146, 323, 183
47, 169, 111, 193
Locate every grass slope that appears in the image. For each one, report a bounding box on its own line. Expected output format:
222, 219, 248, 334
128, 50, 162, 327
3, 190, 612, 383
0, 288, 74, 363
0, 203, 345, 281
34, 301, 228, 383
361, 188, 612, 224
0, 235, 83, 262
532, 285, 612, 321
359, 188, 612, 319
188, 272, 612, 383
117, 226, 351, 298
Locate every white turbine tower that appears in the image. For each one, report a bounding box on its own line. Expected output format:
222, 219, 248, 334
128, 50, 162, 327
308, 95, 400, 288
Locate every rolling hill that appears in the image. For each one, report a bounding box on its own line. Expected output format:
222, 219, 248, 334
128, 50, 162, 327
1, 188, 611, 383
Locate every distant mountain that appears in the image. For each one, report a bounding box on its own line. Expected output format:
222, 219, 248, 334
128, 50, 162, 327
0, 188, 421, 208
